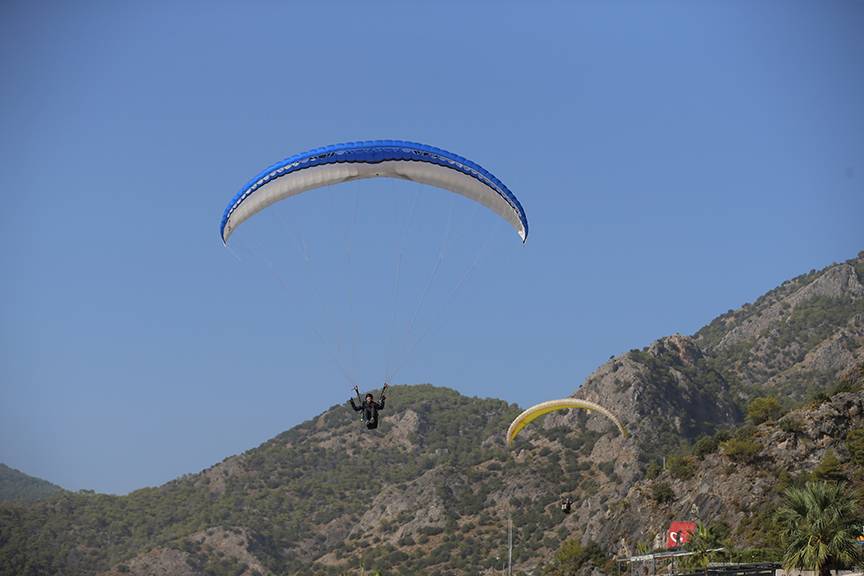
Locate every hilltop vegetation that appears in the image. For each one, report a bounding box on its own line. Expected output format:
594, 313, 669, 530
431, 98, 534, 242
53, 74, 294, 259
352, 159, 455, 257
0, 464, 63, 503
0, 386, 574, 575
1, 252, 862, 576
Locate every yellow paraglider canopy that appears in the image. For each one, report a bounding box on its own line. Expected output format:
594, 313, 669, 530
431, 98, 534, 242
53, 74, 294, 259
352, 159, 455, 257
506, 398, 627, 447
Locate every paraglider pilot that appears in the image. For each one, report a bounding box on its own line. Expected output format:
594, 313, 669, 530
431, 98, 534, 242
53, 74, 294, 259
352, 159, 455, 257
350, 384, 387, 430
561, 496, 573, 514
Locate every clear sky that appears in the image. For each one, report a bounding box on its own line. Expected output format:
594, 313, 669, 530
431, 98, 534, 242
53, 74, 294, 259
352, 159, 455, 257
1, 0, 862, 494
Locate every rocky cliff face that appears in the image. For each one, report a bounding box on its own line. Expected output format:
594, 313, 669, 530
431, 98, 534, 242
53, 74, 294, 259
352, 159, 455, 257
2, 254, 863, 576
575, 334, 741, 454
618, 381, 864, 552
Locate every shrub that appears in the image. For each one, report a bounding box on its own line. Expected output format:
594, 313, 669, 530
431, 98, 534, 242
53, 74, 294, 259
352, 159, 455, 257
721, 437, 761, 464
779, 417, 804, 434
668, 456, 696, 481
747, 396, 784, 425
544, 539, 607, 576
597, 461, 616, 479
645, 461, 662, 480
693, 435, 720, 459
398, 535, 415, 547
814, 449, 845, 482
651, 481, 675, 504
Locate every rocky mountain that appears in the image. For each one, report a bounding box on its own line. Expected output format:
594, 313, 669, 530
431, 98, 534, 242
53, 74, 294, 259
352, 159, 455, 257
0, 464, 63, 503
695, 255, 864, 401
1, 252, 862, 576
573, 363, 864, 559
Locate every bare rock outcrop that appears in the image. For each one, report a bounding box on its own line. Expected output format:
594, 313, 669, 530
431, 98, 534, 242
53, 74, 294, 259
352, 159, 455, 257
349, 466, 458, 544
577, 334, 740, 450
99, 527, 267, 576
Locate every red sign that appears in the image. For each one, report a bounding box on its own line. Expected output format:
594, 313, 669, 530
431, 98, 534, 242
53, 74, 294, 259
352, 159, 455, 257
666, 521, 696, 549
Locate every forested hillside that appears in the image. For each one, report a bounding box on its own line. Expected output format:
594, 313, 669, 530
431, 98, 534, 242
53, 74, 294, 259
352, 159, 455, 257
1, 252, 862, 576
0, 464, 63, 503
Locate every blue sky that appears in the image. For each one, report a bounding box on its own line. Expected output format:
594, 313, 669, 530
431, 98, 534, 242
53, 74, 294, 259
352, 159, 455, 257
1, 0, 861, 494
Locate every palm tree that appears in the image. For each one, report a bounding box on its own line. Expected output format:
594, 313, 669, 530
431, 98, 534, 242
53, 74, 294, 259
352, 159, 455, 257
682, 523, 725, 574
696, 524, 721, 567
776, 480, 862, 576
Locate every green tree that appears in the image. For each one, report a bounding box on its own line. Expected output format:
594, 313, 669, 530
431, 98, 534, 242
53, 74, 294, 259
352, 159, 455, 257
814, 450, 845, 482
747, 396, 783, 425
693, 435, 720, 459
776, 481, 863, 576
668, 456, 696, 480
651, 481, 675, 504
543, 539, 606, 576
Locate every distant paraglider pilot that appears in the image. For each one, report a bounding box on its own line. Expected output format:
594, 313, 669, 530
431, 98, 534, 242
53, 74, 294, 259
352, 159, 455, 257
350, 384, 387, 429
560, 496, 573, 514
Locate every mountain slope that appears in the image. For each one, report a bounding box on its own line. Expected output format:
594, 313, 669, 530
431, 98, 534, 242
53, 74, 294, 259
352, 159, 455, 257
0, 385, 635, 575
0, 464, 63, 503
1, 252, 862, 576
695, 254, 864, 401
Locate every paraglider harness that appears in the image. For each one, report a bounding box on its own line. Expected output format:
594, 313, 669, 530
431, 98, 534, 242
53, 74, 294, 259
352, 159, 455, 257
350, 384, 387, 430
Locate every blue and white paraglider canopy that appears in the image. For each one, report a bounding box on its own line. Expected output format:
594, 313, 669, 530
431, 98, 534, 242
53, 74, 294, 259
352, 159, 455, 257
220, 140, 528, 245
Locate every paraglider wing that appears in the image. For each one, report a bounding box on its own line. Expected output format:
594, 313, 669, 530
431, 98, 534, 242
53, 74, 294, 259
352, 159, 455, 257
506, 398, 627, 447
220, 140, 528, 245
